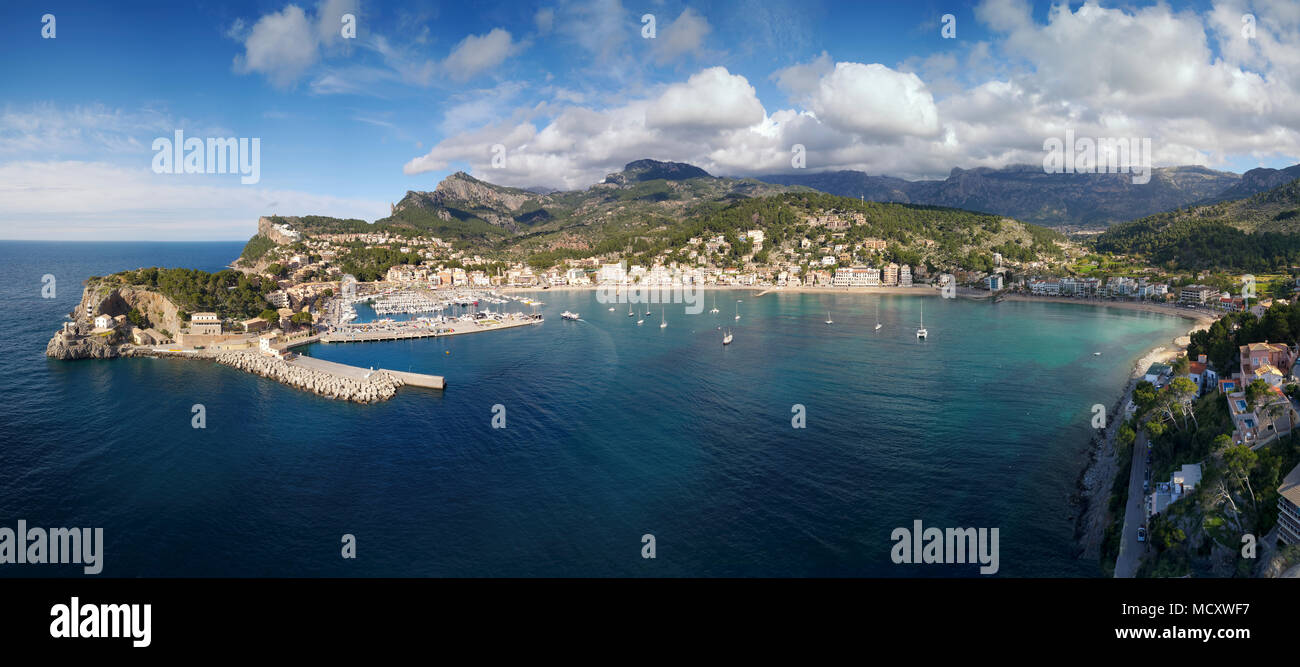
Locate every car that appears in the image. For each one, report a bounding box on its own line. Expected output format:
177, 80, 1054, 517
1143, 479, 1149, 493
1137, 526, 1146, 542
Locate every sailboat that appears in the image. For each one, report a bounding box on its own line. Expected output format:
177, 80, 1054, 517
710, 293, 719, 314
916, 301, 928, 339
825, 311, 833, 325
628, 303, 634, 317
874, 302, 882, 331
734, 301, 741, 321
660, 308, 668, 328
722, 328, 733, 345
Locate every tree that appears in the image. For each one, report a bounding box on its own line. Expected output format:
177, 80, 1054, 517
1222, 444, 1259, 513
290, 311, 313, 326
259, 308, 280, 323
127, 308, 148, 328
1170, 355, 1190, 376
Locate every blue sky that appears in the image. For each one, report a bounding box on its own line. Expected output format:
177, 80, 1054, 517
2, 0, 1298, 239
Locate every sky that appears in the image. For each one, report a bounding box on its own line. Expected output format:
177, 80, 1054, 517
2, 0, 1299, 240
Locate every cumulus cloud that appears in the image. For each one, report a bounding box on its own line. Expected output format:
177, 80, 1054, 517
645, 67, 765, 130
232, 5, 321, 89
808, 63, 940, 140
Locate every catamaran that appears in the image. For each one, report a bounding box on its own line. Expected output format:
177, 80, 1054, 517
722, 328, 733, 345
710, 293, 719, 314
916, 302, 928, 339
825, 311, 833, 325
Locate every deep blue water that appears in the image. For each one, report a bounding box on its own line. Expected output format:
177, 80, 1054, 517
0, 241, 1192, 576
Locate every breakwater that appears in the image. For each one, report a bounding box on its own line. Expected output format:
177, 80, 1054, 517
214, 351, 404, 403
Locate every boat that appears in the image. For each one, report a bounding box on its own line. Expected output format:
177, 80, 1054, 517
561, 311, 580, 320
608, 306, 615, 311
734, 302, 741, 321
722, 329, 732, 345
874, 302, 882, 331
636, 319, 644, 325
659, 309, 667, 328
825, 311, 833, 325
1093, 352, 1102, 356
710, 293, 719, 314
916, 302, 928, 339
628, 304, 634, 317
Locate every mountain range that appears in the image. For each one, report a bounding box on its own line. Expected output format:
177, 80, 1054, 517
755, 164, 1300, 228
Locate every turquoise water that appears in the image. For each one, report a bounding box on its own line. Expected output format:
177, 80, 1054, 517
0, 242, 1191, 576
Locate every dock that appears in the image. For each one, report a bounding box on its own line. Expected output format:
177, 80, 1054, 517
288, 355, 445, 390
319, 317, 541, 344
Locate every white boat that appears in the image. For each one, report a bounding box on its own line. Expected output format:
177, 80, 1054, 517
608, 306, 615, 311
874, 302, 882, 331
660, 309, 668, 328
636, 319, 644, 325
710, 293, 719, 314
825, 311, 833, 325
628, 304, 634, 317
561, 311, 580, 320
916, 302, 928, 339
734, 302, 741, 321
722, 329, 732, 345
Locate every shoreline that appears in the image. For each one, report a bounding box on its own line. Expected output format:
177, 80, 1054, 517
1070, 310, 1216, 565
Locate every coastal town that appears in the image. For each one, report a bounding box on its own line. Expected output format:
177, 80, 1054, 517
43, 207, 1300, 578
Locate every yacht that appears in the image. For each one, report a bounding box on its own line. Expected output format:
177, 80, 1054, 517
660, 309, 668, 328
722, 329, 733, 345
561, 311, 580, 321
874, 302, 882, 331
734, 302, 741, 321
710, 293, 719, 314
825, 311, 833, 325
916, 302, 928, 340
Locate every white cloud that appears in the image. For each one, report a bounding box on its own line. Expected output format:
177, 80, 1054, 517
645, 67, 765, 130
233, 5, 321, 89
535, 8, 555, 34
231, 0, 362, 89
0, 161, 388, 240
808, 63, 941, 140
652, 8, 712, 64
441, 28, 521, 82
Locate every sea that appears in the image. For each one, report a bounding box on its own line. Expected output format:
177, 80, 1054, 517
0, 241, 1193, 577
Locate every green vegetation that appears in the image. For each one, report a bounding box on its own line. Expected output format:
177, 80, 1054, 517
94, 267, 274, 320
336, 246, 423, 282
239, 234, 276, 263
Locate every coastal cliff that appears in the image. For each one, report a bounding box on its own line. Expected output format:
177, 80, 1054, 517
46, 282, 184, 360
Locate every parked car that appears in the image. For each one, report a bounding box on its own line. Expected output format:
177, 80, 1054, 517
1137, 526, 1146, 542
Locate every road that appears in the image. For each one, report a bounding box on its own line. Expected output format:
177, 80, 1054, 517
1115, 430, 1149, 577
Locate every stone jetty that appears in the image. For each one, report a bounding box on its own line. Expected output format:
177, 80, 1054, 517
214, 351, 403, 403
